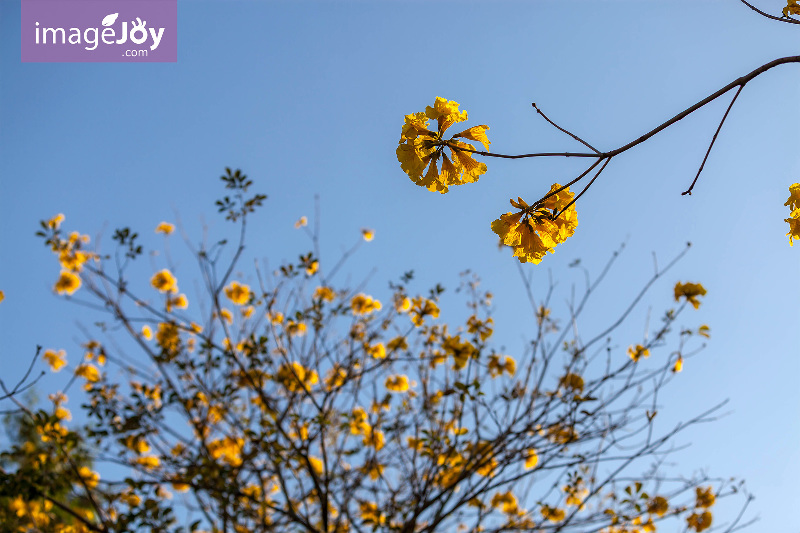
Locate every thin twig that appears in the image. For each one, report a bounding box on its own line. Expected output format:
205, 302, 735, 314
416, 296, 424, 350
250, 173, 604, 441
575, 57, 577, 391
682, 84, 746, 195
532, 103, 601, 153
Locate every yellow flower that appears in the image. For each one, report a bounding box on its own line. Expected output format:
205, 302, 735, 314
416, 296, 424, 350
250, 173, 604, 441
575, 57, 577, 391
275, 361, 318, 392
524, 449, 539, 469
142, 325, 153, 340
786, 208, 800, 246
362, 228, 374, 241
314, 286, 336, 302
43, 349, 67, 372
308, 456, 324, 475
155, 222, 175, 234
784, 0, 800, 17
540, 504, 566, 522
268, 311, 284, 324
695, 486, 716, 508
487, 354, 516, 377
166, 293, 188, 311
0, 290, 4, 303
286, 319, 307, 337
627, 344, 650, 362
559, 372, 585, 392
54, 270, 81, 295
647, 495, 669, 517
294, 216, 308, 228
156, 322, 181, 355
134, 455, 160, 469
674, 282, 707, 309
48, 213, 65, 229
698, 324, 711, 338
492, 187, 578, 264
75, 363, 100, 383
362, 427, 385, 451
306, 260, 319, 276
360, 501, 385, 526
686, 511, 713, 532
351, 293, 382, 315
385, 374, 409, 392
151, 269, 178, 293
673, 355, 684, 373
491, 491, 519, 515
78, 466, 99, 489
366, 342, 386, 359
224, 281, 251, 305
397, 97, 489, 193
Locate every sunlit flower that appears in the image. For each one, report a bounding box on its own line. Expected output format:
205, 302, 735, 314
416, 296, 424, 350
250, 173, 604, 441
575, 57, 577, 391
673, 355, 684, 373
47, 213, 65, 229
674, 281, 706, 309
686, 511, 713, 532
492, 187, 578, 264
524, 449, 539, 469
54, 270, 81, 295
784, 0, 800, 17
75, 363, 100, 383
540, 504, 566, 522
786, 208, 800, 246
397, 97, 490, 193
362, 228, 374, 241
78, 466, 99, 489
314, 286, 336, 302
648, 495, 669, 517
351, 293, 381, 315
559, 372, 584, 392
151, 269, 178, 293
627, 344, 650, 362
224, 281, 251, 305
43, 349, 67, 372
695, 486, 716, 508
155, 222, 174, 234
385, 374, 409, 392
306, 260, 319, 276
294, 216, 308, 228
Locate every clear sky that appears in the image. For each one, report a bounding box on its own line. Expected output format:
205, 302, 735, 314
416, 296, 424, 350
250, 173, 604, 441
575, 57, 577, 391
1, 0, 798, 530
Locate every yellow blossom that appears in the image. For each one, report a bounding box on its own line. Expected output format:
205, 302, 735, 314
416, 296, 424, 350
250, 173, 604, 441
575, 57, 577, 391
397, 97, 489, 193
360, 501, 385, 526
784, 1, 800, 17
385, 374, 409, 392
142, 325, 153, 340
48, 213, 65, 229
687, 511, 713, 532
308, 456, 324, 475
43, 349, 67, 372
275, 361, 318, 392
306, 260, 319, 276
314, 286, 336, 302
362, 228, 375, 241
268, 311, 284, 324
78, 466, 99, 489
647, 495, 669, 517
524, 449, 539, 469
540, 504, 566, 522
698, 324, 711, 338
0, 290, 4, 303
627, 344, 650, 362
351, 293, 382, 315
559, 372, 585, 392
492, 186, 578, 264
362, 427, 385, 451
409, 297, 439, 326
491, 491, 519, 514
674, 281, 706, 309
286, 319, 307, 337
695, 486, 716, 508
225, 281, 251, 305
295, 216, 308, 228
167, 293, 188, 311
134, 455, 160, 469
366, 342, 386, 359
487, 354, 516, 377
673, 355, 684, 373
151, 269, 178, 293
54, 270, 81, 295
75, 363, 100, 382
786, 208, 800, 246
155, 222, 175, 234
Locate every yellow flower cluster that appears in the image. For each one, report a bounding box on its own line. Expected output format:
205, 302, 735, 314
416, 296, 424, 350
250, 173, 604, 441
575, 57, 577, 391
487, 354, 516, 377
385, 374, 409, 392
274, 361, 318, 392
397, 97, 490, 193
627, 344, 650, 362
784, 183, 800, 245
225, 281, 251, 305
351, 293, 381, 315
674, 281, 706, 310
492, 185, 579, 264
784, 0, 800, 16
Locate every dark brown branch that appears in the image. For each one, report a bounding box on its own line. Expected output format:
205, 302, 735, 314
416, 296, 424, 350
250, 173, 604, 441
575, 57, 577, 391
682, 84, 745, 195
739, 0, 800, 25
532, 102, 601, 153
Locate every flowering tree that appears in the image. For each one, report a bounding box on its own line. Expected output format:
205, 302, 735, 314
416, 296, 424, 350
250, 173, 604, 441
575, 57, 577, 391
0, 170, 752, 533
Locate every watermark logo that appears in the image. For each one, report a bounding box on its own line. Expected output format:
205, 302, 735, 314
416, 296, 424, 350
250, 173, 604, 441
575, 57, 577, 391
22, 0, 177, 63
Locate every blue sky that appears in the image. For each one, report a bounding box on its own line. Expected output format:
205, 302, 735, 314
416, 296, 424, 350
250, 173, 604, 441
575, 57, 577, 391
1, 0, 798, 530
